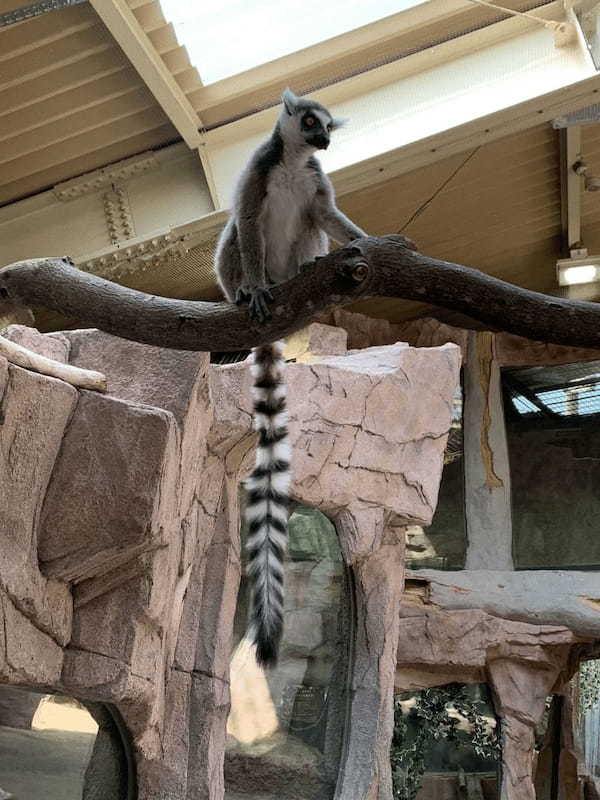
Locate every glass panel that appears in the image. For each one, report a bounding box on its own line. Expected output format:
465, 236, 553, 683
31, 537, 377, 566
502, 362, 600, 569
226, 504, 352, 800
391, 684, 500, 800
158, 0, 428, 85
406, 382, 466, 570
0, 687, 126, 799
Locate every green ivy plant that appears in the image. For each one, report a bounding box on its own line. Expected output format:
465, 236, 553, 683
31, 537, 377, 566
390, 684, 501, 800
579, 659, 600, 715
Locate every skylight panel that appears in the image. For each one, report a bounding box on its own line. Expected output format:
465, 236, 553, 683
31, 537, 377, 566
511, 395, 540, 416
504, 362, 600, 419
158, 0, 428, 85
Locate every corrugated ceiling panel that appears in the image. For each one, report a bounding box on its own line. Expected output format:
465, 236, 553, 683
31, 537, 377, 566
0, 2, 184, 205
342, 123, 563, 323
0, 124, 176, 205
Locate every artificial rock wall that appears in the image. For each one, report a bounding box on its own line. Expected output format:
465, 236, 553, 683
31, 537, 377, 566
0, 322, 460, 800
318, 309, 600, 800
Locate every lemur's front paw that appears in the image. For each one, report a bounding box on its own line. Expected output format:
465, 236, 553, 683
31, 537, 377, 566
248, 287, 273, 323
234, 287, 251, 305
236, 286, 273, 323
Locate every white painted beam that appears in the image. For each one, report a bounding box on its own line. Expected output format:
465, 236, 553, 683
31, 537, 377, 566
191, 0, 496, 120
0, 142, 215, 267
89, 0, 202, 148
200, 2, 600, 209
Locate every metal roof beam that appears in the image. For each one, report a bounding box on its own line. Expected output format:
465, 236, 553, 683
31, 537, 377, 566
0, 0, 86, 28
89, 0, 202, 148
559, 125, 583, 253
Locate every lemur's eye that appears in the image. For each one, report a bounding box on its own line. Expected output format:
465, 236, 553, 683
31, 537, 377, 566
305, 116, 316, 127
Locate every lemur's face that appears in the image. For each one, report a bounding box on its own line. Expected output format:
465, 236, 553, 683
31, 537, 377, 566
280, 89, 345, 151
299, 107, 333, 150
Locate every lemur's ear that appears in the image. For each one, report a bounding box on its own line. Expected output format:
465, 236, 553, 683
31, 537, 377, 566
282, 88, 300, 115
329, 117, 348, 131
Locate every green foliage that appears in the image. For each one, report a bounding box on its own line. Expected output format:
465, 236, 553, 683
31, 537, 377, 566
579, 659, 600, 715
390, 684, 501, 800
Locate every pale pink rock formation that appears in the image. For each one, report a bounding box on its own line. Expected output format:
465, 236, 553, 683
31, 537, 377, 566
0, 322, 460, 800
4, 314, 596, 800
395, 599, 590, 799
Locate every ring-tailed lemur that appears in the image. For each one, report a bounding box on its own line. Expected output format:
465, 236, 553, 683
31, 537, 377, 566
214, 88, 366, 667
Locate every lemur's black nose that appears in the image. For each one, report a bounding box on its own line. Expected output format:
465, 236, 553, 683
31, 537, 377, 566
312, 134, 329, 150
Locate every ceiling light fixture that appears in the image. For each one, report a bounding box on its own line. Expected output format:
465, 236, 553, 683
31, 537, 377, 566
557, 251, 600, 286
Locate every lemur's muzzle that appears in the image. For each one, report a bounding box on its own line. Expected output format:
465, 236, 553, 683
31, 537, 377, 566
308, 133, 329, 150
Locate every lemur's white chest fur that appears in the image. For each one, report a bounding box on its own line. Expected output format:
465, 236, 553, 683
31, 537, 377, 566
261, 161, 318, 285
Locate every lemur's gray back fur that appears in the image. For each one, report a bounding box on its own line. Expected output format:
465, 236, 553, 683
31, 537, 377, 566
214, 88, 366, 668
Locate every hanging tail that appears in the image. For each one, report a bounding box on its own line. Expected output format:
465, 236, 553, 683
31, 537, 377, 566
244, 342, 291, 668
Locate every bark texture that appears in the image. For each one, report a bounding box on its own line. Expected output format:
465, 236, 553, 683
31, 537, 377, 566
2, 236, 600, 351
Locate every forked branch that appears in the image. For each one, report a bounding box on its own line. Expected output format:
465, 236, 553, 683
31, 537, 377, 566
1, 235, 600, 352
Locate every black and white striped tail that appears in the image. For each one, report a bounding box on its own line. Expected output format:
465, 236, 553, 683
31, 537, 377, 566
245, 342, 291, 668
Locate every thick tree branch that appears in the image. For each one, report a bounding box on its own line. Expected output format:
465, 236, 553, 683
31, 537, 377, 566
2, 235, 600, 352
